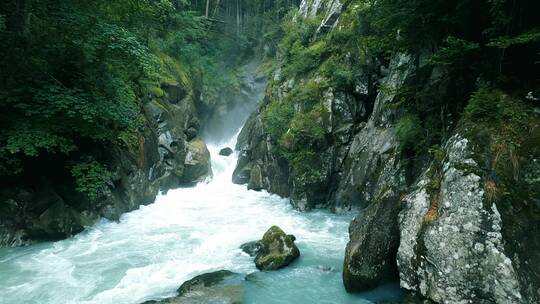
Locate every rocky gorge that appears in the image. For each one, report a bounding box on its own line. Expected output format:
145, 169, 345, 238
232, 0, 540, 302
0, 0, 538, 303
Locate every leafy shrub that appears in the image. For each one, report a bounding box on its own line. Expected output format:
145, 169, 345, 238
280, 14, 322, 52
290, 150, 325, 184
464, 88, 528, 125
320, 54, 362, 90
282, 103, 328, 150
396, 113, 423, 149
70, 161, 112, 200
262, 100, 295, 141
283, 79, 328, 110
487, 30, 540, 49
280, 14, 326, 78
279, 103, 329, 183
464, 88, 504, 120
282, 39, 330, 78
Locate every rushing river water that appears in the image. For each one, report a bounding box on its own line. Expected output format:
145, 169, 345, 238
0, 132, 403, 304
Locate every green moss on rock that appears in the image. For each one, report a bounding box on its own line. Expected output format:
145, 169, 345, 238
254, 226, 300, 270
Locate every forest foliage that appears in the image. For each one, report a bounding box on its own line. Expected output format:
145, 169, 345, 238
1, 0, 538, 197
0, 0, 297, 198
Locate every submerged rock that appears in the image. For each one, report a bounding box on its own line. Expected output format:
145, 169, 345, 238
240, 240, 263, 257
254, 226, 300, 270
177, 270, 240, 296
141, 270, 243, 304
219, 147, 234, 156
315, 265, 335, 272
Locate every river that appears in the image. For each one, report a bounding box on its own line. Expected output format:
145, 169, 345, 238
0, 102, 403, 304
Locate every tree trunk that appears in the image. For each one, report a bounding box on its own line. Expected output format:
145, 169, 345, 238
236, 0, 240, 39
212, 0, 221, 18
205, 0, 210, 18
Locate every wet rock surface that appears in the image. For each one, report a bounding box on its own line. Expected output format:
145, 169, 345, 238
240, 240, 263, 257
232, 110, 291, 198
254, 226, 300, 270
141, 270, 243, 304
182, 138, 212, 185
232, 1, 540, 302
219, 147, 234, 156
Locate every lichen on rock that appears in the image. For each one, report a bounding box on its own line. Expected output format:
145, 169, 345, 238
397, 135, 524, 303
254, 226, 300, 270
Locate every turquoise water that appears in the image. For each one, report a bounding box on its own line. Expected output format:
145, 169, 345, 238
0, 136, 403, 304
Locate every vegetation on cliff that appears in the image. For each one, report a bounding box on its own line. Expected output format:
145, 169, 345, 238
0, 0, 298, 200
259, 0, 539, 183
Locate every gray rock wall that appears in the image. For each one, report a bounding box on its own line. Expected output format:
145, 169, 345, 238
398, 135, 523, 303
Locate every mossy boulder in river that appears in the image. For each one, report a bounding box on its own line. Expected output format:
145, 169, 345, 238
255, 226, 300, 270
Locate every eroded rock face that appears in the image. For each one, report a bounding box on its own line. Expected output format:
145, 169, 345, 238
232, 2, 540, 301
232, 14, 380, 210
299, 0, 341, 19
232, 110, 290, 197
330, 54, 413, 210
397, 135, 523, 303
255, 226, 300, 270
141, 270, 243, 304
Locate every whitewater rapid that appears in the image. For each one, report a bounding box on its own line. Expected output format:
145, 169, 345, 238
0, 133, 402, 304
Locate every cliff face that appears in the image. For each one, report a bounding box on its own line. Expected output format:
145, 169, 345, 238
233, 0, 540, 302
0, 82, 212, 247
233, 0, 406, 211
397, 135, 523, 302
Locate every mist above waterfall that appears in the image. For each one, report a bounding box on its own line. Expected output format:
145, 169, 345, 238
201, 58, 267, 145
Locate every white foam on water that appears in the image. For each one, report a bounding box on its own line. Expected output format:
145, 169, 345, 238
0, 129, 373, 304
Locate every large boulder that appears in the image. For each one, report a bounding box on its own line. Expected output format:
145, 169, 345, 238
255, 226, 300, 270
141, 270, 243, 304
343, 190, 401, 292
182, 138, 212, 184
